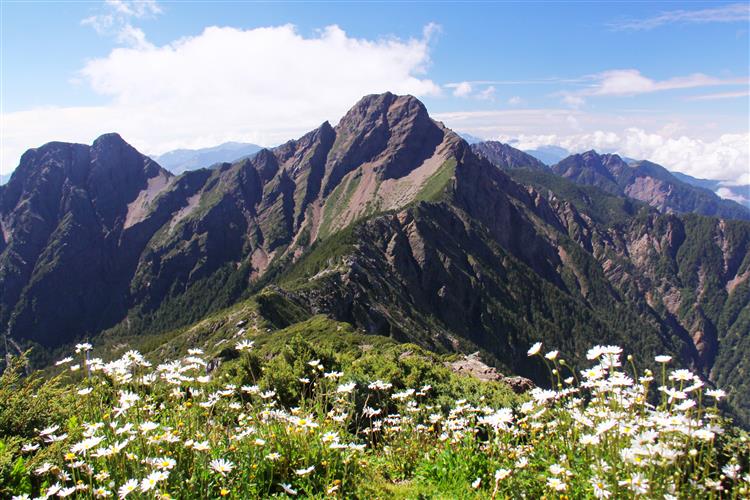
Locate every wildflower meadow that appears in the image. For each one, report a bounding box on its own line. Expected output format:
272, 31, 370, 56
2, 332, 749, 499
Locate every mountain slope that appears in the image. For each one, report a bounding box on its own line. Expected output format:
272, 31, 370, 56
551, 150, 750, 220
2, 93, 749, 423
0, 93, 462, 350
0, 134, 174, 347
154, 142, 262, 174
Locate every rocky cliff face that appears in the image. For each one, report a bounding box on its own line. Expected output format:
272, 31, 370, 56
0, 134, 172, 346
550, 150, 750, 220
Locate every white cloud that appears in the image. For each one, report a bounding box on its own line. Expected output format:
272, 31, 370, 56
1, 24, 440, 174
448, 81, 473, 97
514, 129, 750, 185
507, 96, 523, 106
106, 0, 161, 18
716, 187, 749, 204
82, 0, 161, 48
115, 24, 152, 50
562, 94, 585, 108
445, 81, 502, 100
687, 90, 750, 101
477, 85, 496, 101
434, 109, 749, 184
610, 3, 750, 31
586, 69, 746, 97
551, 69, 748, 106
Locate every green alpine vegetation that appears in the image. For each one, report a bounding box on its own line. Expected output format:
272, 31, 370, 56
1, 330, 748, 498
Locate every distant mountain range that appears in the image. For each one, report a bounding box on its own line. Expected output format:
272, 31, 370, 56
2, 93, 749, 424
550, 150, 750, 220
154, 141, 262, 174
471, 141, 750, 221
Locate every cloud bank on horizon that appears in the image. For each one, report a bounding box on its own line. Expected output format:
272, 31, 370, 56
1, 0, 748, 188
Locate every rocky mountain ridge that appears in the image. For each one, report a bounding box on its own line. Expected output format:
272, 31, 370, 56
0, 93, 463, 348
2, 93, 749, 423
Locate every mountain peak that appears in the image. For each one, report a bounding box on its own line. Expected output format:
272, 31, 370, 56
319, 120, 333, 131
92, 132, 127, 146
337, 92, 428, 132
320, 92, 445, 194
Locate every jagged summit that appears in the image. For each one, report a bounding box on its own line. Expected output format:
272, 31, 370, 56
342, 92, 427, 121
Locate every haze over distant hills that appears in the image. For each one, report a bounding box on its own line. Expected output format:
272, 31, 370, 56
670, 171, 750, 210
2, 93, 749, 423
457, 132, 485, 145
154, 141, 262, 174
522, 145, 570, 166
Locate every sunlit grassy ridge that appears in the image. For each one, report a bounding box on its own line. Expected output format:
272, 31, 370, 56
1, 329, 749, 499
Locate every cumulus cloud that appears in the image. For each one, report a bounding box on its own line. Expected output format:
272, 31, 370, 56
507, 96, 524, 106
1, 23, 440, 173
513, 130, 750, 185
610, 3, 750, 31
434, 109, 750, 184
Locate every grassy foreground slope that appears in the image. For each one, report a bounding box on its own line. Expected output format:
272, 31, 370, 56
2, 289, 750, 498
2, 316, 749, 498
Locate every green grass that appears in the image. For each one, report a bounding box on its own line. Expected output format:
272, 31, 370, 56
415, 158, 457, 203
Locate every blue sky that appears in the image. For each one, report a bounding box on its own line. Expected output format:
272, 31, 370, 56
2, 1, 749, 184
